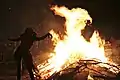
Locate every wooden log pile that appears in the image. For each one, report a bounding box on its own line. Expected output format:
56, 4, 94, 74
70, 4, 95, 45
42, 59, 120, 80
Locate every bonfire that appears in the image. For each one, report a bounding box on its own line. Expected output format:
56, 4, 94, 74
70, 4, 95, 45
35, 5, 120, 80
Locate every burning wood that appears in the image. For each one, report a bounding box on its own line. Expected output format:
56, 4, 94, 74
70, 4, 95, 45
36, 59, 120, 80
34, 5, 120, 80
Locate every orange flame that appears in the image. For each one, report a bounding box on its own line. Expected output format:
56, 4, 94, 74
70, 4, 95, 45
37, 5, 108, 79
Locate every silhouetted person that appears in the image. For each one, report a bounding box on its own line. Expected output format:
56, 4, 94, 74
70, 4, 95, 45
81, 20, 94, 42
8, 28, 52, 80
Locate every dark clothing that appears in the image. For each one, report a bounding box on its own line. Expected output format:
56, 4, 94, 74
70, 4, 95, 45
9, 31, 51, 80
16, 52, 34, 80
13, 32, 50, 58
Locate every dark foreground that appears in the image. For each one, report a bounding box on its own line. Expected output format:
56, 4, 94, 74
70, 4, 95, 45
0, 61, 31, 80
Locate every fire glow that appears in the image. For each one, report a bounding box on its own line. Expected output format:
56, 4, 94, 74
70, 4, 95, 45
37, 5, 108, 79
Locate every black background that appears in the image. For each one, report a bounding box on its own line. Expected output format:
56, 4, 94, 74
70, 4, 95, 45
0, 0, 120, 40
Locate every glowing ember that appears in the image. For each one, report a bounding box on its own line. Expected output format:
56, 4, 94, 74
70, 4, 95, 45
37, 5, 108, 79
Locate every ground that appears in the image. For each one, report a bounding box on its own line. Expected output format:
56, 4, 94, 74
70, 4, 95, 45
0, 61, 31, 80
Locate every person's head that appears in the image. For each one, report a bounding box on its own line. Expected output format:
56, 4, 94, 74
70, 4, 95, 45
24, 28, 34, 34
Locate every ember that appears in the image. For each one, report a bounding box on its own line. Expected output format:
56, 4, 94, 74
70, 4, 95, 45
36, 5, 120, 80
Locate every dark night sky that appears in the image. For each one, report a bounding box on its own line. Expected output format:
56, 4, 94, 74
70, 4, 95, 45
0, 0, 120, 41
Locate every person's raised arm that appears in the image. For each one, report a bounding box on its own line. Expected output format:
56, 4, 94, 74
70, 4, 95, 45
35, 33, 52, 41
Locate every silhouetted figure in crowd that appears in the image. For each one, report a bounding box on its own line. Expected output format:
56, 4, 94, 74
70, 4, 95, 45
8, 28, 52, 80
81, 20, 95, 42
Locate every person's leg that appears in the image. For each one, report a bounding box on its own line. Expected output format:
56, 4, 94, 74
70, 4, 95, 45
21, 59, 25, 76
23, 53, 35, 80
24, 60, 35, 80
27, 66, 35, 80
17, 58, 21, 80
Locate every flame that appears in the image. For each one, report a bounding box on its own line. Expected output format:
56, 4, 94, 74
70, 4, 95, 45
88, 74, 94, 80
37, 5, 108, 79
